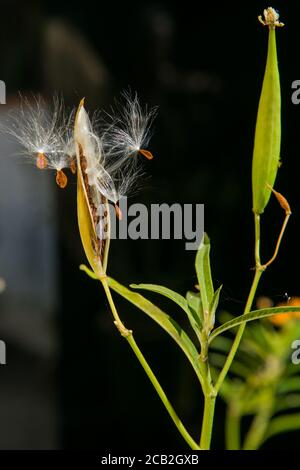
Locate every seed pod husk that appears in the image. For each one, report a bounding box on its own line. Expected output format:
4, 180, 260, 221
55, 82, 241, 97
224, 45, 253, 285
252, 10, 283, 214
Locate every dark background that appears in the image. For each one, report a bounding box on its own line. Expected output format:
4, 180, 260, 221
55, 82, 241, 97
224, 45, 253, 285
0, 0, 299, 450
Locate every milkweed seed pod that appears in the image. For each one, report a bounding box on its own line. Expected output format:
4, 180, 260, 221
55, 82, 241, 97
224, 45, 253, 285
74, 99, 111, 277
3, 92, 156, 277
74, 94, 156, 276
252, 8, 284, 215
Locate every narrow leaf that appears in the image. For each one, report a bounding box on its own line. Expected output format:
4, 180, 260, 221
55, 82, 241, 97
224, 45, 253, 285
264, 413, 300, 442
209, 285, 222, 329
274, 395, 300, 414
186, 291, 203, 327
131, 283, 201, 338
278, 377, 300, 395
108, 277, 204, 384
209, 307, 300, 343
195, 233, 214, 315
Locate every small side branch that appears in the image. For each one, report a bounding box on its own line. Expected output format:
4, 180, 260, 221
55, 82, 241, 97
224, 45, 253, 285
261, 187, 291, 269
100, 275, 201, 450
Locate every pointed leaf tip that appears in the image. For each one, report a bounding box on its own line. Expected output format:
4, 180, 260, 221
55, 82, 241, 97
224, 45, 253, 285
195, 232, 214, 316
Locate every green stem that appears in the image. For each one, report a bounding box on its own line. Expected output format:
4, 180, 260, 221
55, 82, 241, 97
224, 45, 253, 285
254, 213, 261, 266
243, 407, 272, 450
198, 331, 216, 449
215, 269, 262, 393
101, 277, 201, 450
225, 406, 241, 450
200, 394, 216, 449
243, 385, 275, 450
215, 214, 263, 393
127, 335, 200, 450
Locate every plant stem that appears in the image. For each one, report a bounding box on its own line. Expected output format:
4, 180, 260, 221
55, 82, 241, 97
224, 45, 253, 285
215, 214, 263, 393
225, 406, 241, 450
243, 407, 272, 450
100, 277, 201, 450
197, 215, 262, 448
215, 269, 263, 393
127, 335, 200, 450
262, 212, 290, 268
200, 394, 216, 449
254, 213, 261, 266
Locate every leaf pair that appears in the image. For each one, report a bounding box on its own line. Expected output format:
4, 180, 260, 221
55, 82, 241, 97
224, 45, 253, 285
107, 234, 222, 388
104, 233, 300, 389
107, 277, 206, 387
130, 234, 223, 348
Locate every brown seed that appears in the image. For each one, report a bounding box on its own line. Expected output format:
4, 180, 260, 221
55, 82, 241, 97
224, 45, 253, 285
36, 152, 47, 170
115, 203, 123, 220
70, 159, 77, 174
56, 170, 68, 188
139, 149, 154, 160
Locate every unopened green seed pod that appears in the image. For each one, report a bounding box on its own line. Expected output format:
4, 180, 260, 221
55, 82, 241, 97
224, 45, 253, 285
252, 7, 284, 215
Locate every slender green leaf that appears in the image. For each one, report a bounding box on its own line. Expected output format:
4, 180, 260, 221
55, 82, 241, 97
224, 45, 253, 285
209, 307, 300, 343
264, 413, 300, 442
274, 395, 300, 413
130, 283, 201, 338
209, 285, 222, 328
278, 377, 300, 394
195, 233, 214, 315
186, 291, 203, 327
130, 283, 191, 317
286, 363, 300, 377
108, 277, 204, 384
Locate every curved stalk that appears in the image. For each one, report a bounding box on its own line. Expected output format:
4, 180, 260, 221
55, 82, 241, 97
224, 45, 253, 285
100, 277, 201, 450
215, 214, 263, 393
225, 406, 241, 450
243, 408, 272, 450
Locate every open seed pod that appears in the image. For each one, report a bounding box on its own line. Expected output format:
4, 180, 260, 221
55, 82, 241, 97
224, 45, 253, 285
74, 99, 110, 277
